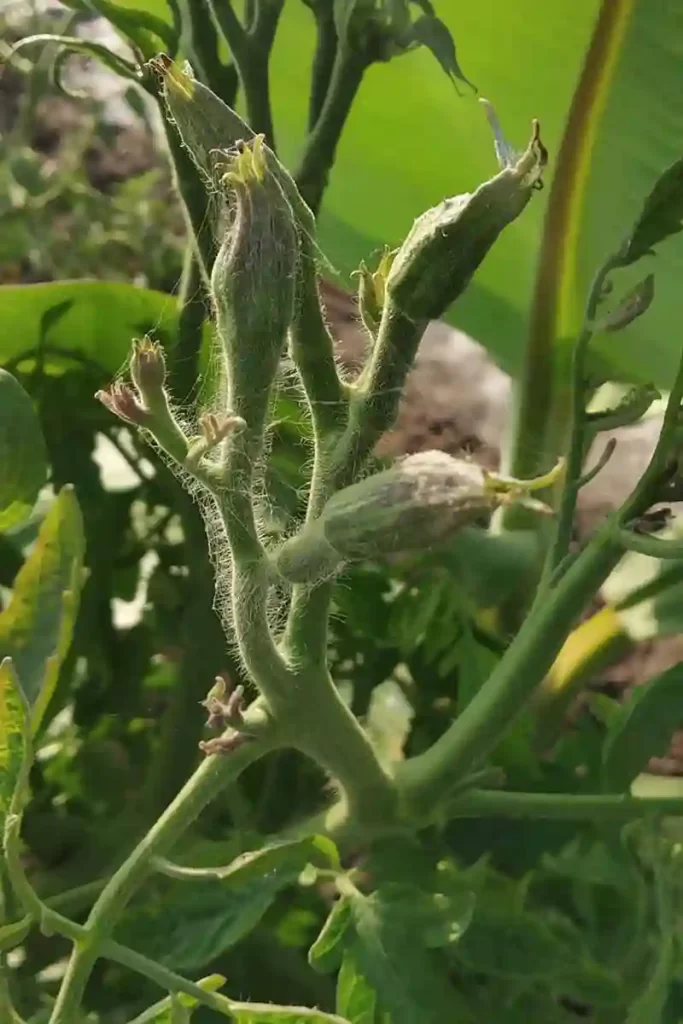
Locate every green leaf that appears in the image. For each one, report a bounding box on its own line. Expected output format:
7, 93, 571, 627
602, 662, 683, 793
619, 158, 683, 267
409, 15, 475, 91
0, 370, 48, 532
0, 659, 30, 829
126, 975, 226, 1024
309, 896, 352, 974
348, 886, 471, 1024
454, 906, 569, 979
0, 281, 207, 375
118, 838, 333, 971
0, 486, 85, 734
336, 949, 376, 1024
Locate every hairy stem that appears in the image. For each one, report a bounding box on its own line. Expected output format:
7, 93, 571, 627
47, 737, 272, 1023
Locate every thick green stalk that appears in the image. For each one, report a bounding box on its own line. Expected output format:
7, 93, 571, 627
296, 44, 368, 215
183, 0, 239, 103
47, 737, 272, 1024
162, 120, 216, 282
503, 0, 634, 490
542, 257, 617, 580
307, 1, 338, 132
448, 789, 683, 822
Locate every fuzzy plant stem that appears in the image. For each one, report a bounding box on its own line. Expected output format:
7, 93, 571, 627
397, 349, 683, 811
44, 737, 271, 1024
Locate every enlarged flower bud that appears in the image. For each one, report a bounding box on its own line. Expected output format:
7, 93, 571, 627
210, 135, 300, 432
386, 117, 547, 323
275, 452, 508, 582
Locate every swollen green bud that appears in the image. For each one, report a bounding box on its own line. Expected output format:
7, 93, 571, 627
211, 135, 300, 432
387, 120, 546, 322
275, 452, 507, 582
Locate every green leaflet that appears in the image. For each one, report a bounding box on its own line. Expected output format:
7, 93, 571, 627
0, 486, 85, 734
308, 896, 352, 974
347, 886, 473, 1024
117, 836, 337, 972
602, 661, 683, 793
0, 659, 30, 829
336, 949, 376, 1024
0, 370, 48, 533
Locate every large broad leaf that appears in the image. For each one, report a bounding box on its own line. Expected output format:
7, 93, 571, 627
0, 281, 189, 375
268, 1, 683, 388
0, 659, 30, 829
0, 487, 85, 734
602, 662, 683, 793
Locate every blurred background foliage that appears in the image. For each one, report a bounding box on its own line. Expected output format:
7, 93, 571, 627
3, 1, 683, 1021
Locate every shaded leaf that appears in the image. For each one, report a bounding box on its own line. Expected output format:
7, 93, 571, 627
0, 486, 85, 733
348, 886, 471, 1024
0, 370, 48, 532
409, 15, 476, 91
309, 896, 352, 974
619, 158, 683, 267
602, 661, 683, 793
118, 840, 327, 971
336, 949, 376, 1024
454, 906, 569, 979
0, 659, 30, 828
598, 274, 655, 332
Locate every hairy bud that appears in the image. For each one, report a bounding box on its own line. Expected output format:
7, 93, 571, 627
275, 452, 518, 582
387, 118, 547, 323
130, 336, 166, 404
210, 135, 300, 432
